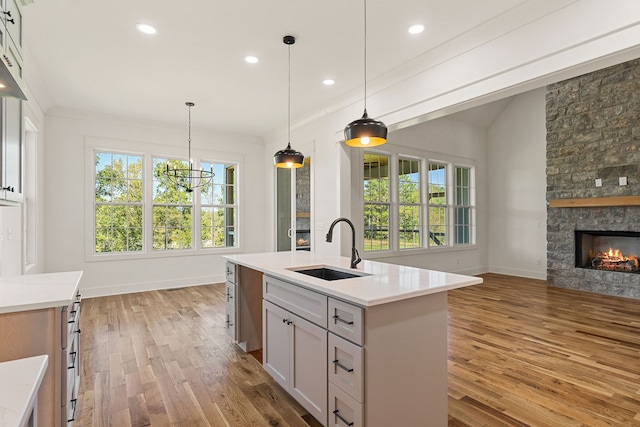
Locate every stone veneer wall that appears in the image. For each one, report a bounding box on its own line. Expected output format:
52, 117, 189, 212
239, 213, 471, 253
546, 58, 640, 299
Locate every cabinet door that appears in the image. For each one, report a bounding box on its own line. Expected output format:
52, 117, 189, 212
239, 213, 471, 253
225, 282, 236, 340
2, 97, 21, 193
262, 300, 291, 390
290, 313, 328, 426
4, 0, 21, 49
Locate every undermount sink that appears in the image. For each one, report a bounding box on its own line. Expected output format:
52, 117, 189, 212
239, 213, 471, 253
290, 266, 370, 281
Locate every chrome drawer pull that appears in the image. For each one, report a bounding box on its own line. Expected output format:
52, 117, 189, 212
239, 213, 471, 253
333, 409, 354, 426
333, 315, 354, 325
333, 359, 354, 373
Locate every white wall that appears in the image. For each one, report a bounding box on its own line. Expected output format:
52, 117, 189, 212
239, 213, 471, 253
43, 109, 266, 297
487, 89, 547, 279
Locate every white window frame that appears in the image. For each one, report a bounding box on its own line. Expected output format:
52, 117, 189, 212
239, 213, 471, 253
94, 151, 145, 253
352, 144, 476, 260
84, 137, 243, 262
200, 161, 238, 250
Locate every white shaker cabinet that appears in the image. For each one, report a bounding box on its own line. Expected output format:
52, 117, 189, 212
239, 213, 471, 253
263, 276, 328, 426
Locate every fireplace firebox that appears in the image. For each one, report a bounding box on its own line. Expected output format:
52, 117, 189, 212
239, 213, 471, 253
575, 230, 640, 273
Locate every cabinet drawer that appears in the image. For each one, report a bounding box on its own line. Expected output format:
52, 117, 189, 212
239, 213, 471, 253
328, 298, 363, 345
263, 275, 327, 328
225, 281, 236, 303
328, 333, 364, 402
225, 281, 236, 340
225, 281, 237, 339
225, 308, 236, 340
329, 383, 364, 427
61, 293, 81, 350
225, 262, 237, 284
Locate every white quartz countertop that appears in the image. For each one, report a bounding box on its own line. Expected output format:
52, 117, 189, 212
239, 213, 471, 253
0, 271, 83, 314
224, 252, 482, 306
0, 355, 48, 427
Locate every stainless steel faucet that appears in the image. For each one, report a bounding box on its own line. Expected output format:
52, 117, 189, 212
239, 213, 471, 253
326, 217, 362, 269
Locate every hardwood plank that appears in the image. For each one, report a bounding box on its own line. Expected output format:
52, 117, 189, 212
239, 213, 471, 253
76, 274, 640, 426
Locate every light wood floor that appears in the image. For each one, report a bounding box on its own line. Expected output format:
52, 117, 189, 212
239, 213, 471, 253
76, 274, 640, 426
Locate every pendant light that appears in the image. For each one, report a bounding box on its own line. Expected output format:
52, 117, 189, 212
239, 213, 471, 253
164, 102, 214, 192
344, 0, 387, 147
274, 35, 304, 168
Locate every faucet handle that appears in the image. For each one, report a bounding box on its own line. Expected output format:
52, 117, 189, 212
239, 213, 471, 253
351, 248, 362, 269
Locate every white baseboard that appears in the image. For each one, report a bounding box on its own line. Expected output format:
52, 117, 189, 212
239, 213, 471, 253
79, 274, 225, 298
487, 266, 547, 280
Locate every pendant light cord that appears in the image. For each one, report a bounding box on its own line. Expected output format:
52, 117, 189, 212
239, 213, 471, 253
187, 103, 192, 166
363, 0, 367, 112
288, 42, 291, 146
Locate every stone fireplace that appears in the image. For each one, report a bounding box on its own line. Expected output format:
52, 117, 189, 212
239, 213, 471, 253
546, 58, 640, 299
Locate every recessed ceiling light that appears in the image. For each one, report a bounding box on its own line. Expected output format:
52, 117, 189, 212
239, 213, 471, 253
245, 56, 259, 64
408, 24, 424, 35
323, 79, 335, 86
136, 23, 157, 35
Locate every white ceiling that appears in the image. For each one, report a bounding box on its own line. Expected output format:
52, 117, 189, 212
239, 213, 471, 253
24, 0, 536, 137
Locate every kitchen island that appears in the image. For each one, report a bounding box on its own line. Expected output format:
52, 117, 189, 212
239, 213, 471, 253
224, 252, 482, 427
0, 271, 83, 427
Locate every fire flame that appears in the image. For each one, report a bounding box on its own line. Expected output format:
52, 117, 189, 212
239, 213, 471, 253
594, 247, 640, 270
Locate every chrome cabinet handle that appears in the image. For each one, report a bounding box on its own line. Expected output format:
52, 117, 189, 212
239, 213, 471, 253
333, 409, 354, 426
332, 315, 354, 325
332, 359, 354, 373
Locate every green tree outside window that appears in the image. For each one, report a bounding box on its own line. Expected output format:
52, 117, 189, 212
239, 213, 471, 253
95, 152, 143, 253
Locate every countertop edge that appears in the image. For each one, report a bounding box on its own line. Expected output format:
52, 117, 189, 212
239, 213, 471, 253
0, 271, 83, 315
224, 253, 483, 307
0, 354, 49, 427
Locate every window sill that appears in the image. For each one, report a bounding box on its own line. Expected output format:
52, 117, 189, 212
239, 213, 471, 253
363, 244, 477, 260
85, 246, 243, 263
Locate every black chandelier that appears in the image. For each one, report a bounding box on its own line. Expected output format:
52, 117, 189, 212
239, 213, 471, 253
165, 102, 214, 192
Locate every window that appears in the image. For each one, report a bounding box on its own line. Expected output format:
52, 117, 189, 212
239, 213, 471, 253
359, 150, 475, 254
454, 166, 472, 245
398, 158, 421, 249
428, 163, 447, 247
363, 153, 390, 251
88, 141, 241, 259
152, 158, 193, 250
94, 152, 143, 253
201, 162, 237, 248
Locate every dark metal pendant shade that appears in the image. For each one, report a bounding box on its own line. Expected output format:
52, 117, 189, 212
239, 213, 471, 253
344, 0, 387, 148
274, 142, 304, 168
274, 35, 304, 168
344, 109, 387, 147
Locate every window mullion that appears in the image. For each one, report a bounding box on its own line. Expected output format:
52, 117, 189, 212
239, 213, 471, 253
389, 153, 398, 252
